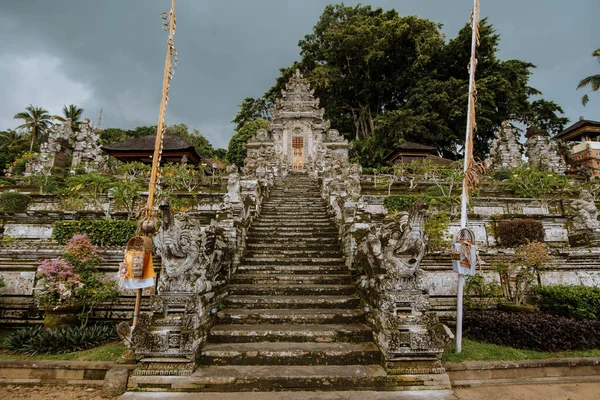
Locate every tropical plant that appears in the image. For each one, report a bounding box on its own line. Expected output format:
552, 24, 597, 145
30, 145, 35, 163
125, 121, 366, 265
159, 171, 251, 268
577, 48, 600, 106
4, 324, 117, 355
54, 104, 85, 131
514, 241, 552, 286
0, 129, 28, 151
67, 172, 114, 210
464, 274, 503, 310
111, 180, 143, 219
13, 105, 56, 151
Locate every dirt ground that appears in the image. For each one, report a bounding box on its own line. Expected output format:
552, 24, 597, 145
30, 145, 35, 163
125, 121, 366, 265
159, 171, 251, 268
0, 385, 111, 400
1, 382, 599, 400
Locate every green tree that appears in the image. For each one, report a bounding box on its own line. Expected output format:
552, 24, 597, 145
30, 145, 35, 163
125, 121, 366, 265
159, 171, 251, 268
98, 128, 128, 145
577, 48, 600, 106
250, 5, 566, 166
0, 130, 30, 175
165, 123, 214, 157
226, 119, 267, 167
232, 97, 271, 132
54, 104, 84, 132
13, 105, 55, 151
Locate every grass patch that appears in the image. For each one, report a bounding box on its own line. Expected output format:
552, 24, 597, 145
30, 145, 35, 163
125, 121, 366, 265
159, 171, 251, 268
0, 342, 126, 362
443, 338, 600, 363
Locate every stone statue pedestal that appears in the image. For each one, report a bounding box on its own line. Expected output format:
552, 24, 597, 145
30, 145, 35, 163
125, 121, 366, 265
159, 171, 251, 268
568, 230, 600, 247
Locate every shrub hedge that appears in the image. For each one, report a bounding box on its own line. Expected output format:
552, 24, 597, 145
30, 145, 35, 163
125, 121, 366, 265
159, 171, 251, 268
4, 324, 117, 355
532, 284, 600, 320
465, 310, 600, 352
52, 220, 137, 246
496, 219, 544, 247
0, 191, 31, 213
383, 194, 459, 212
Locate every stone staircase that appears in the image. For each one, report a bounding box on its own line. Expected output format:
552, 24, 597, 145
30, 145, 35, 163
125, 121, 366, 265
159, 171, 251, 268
129, 174, 440, 391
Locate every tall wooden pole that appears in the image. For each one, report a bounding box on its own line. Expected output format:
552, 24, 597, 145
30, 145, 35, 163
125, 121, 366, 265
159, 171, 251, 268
456, 0, 480, 353
133, 0, 177, 327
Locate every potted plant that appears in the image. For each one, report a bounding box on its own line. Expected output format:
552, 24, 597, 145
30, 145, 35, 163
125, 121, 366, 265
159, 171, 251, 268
35, 258, 83, 330
35, 234, 119, 330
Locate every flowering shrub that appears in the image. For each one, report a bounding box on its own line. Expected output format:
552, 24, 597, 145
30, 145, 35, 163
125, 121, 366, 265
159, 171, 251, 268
35, 258, 82, 307
35, 234, 118, 323
64, 234, 102, 271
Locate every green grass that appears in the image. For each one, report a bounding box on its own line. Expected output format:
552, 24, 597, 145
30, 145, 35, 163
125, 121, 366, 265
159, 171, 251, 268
443, 338, 600, 363
0, 342, 126, 362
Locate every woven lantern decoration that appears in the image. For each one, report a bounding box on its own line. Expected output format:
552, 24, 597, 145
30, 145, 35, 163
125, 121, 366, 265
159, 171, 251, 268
451, 228, 477, 276
119, 236, 156, 289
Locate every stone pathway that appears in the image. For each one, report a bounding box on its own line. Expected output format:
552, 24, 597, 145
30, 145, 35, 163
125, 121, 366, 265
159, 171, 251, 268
192, 174, 393, 390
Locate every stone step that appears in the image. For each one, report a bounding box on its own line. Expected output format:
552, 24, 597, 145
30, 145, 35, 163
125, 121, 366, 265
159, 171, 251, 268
246, 242, 339, 250
255, 217, 332, 223
243, 257, 345, 265
228, 284, 355, 296
252, 221, 335, 227
198, 342, 381, 366
245, 250, 343, 258
216, 308, 365, 325
128, 365, 448, 392
250, 226, 338, 233
229, 274, 354, 286
246, 237, 339, 245
224, 295, 360, 309
236, 265, 348, 274
208, 323, 373, 343
247, 231, 338, 239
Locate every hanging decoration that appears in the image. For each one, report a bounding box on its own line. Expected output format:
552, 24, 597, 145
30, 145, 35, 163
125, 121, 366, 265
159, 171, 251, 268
119, 0, 178, 327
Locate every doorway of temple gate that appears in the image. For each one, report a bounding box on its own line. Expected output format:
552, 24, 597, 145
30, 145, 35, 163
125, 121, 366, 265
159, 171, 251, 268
292, 136, 304, 171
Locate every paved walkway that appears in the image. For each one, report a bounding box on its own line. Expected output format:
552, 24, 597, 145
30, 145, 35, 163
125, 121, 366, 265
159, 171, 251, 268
118, 382, 600, 400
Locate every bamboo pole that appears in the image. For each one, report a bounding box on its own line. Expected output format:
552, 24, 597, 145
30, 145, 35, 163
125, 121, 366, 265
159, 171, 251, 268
456, 0, 480, 353
132, 0, 177, 327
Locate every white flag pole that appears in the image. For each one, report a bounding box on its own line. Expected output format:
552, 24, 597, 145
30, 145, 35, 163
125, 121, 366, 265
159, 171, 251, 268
456, 0, 480, 354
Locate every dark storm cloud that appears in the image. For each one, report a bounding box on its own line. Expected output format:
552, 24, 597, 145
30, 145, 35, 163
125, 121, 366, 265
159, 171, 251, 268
1, 0, 598, 148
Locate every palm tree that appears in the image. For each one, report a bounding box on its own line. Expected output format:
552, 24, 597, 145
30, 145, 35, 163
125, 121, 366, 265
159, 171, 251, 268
13, 105, 55, 151
0, 130, 28, 151
577, 48, 600, 106
55, 104, 84, 131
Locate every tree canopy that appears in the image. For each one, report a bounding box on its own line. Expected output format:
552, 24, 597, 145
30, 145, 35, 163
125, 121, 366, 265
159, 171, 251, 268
233, 4, 567, 167
226, 119, 267, 168
577, 48, 600, 106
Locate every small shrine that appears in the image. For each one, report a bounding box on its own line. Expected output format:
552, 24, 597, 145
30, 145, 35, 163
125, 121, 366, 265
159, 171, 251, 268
384, 141, 453, 166
101, 134, 203, 166
555, 118, 600, 177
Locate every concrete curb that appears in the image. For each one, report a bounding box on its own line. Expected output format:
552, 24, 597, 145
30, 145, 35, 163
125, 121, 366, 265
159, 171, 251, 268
444, 357, 600, 386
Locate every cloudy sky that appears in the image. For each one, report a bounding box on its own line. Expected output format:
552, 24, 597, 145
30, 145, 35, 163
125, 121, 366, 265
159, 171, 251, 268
0, 0, 598, 149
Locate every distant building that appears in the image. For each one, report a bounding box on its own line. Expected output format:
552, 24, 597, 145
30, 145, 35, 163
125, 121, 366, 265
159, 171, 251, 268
101, 134, 204, 166
383, 141, 453, 166
555, 118, 600, 177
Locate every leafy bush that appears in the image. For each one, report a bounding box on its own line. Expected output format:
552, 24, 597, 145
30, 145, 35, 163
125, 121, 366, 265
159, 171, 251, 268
0, 191, 31, 212
505, 167, 571, 199
492, 168, 512, 181
496, 219, 544, 247
465, 274, 503, 310
465, 310, 600, 352
4, 324, 117, 355
52, 220, 137, 246
532, 284, 600, 320
424, 211, 451, 251
383, 194, 459, 212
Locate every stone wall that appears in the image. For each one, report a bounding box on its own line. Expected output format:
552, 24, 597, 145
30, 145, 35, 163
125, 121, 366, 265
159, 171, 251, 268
325, 180, 600, 325
0, 191, 229, 328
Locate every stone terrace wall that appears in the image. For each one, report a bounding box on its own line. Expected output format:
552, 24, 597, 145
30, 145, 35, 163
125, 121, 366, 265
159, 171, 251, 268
0, 191, 228, 328
331, 179, 600, 325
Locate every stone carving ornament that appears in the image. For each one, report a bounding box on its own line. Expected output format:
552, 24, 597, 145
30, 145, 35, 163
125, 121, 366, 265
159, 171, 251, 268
154, 211, 231, 293
571, 190, 600, 232
358, 200, 428, 291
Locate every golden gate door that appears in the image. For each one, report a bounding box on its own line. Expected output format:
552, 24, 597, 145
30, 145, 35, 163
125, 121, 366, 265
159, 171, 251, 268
292, 136, 304, 171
